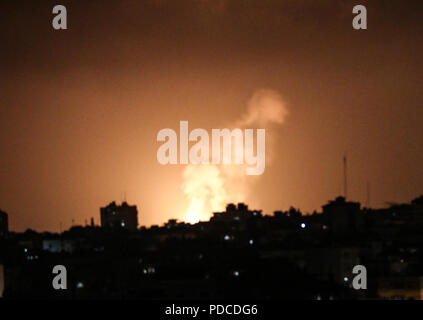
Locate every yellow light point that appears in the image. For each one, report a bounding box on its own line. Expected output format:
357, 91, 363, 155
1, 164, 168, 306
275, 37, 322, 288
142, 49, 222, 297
186, 211, 199, 224
185, 198, 203, 224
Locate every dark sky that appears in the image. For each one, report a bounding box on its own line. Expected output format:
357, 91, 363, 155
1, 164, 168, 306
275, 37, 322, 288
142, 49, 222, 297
1, 0, 422, 232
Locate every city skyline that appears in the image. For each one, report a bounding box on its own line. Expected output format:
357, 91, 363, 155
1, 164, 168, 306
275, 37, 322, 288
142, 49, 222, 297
2, 193, 423, 300
3, 192, 423, 233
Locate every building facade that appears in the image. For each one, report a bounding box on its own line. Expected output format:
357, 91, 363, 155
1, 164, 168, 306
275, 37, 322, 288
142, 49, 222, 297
100, 201, 138, 231
0, 210, 8, 238
322, 197, 363, 235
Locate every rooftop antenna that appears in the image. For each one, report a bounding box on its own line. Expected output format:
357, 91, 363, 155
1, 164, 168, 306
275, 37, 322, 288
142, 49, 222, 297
120, 191, 127, 203
343, 154, 348, 199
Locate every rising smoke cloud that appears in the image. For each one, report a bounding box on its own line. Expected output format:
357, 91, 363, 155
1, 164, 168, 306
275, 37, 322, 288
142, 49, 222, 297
182, 89, 288, 223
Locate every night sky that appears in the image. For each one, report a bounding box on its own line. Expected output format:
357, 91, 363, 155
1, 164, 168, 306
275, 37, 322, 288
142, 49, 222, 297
1, 0, 422, 232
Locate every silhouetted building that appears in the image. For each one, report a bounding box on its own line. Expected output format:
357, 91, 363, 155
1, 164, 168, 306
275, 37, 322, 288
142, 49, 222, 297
0, 210, 8, 238
212, 203, 262, 222
322, 197, 363, 235
42, 239, 74, 253
165, 219, 179, 229
411, 195, 423, 206
100, 201, 138, 231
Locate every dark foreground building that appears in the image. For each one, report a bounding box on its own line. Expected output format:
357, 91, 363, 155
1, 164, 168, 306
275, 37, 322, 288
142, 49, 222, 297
100, 201, 138, 231
0, 210, 8, 238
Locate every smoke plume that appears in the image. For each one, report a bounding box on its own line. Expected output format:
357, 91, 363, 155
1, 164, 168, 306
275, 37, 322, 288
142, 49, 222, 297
182, 89, 288, 223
